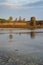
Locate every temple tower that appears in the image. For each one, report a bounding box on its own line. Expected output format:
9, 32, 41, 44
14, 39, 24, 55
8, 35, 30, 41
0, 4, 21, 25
19, 16, 22, 21
23, 18, 25, 21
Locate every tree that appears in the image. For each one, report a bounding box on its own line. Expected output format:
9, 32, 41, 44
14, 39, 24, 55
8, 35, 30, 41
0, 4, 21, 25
0, 18, 6, 23
8, 16, 13, 22
30, 17, 36, 27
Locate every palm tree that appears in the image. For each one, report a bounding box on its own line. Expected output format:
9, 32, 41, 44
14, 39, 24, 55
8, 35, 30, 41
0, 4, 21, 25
8, 16, 13, 22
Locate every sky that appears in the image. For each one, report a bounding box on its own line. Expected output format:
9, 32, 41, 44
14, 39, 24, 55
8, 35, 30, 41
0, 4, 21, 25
0, 0, 43, 20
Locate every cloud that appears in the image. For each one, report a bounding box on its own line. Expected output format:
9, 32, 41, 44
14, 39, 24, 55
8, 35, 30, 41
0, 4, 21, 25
0, 0, 40, 5
25, 0, 43, 6
0, 0, 43, 9
5, 0, 40, 4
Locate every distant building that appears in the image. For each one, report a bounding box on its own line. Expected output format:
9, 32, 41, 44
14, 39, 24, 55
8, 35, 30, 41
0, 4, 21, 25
23, 18, 25, 21
19, 16, 22, 21
0, 16, 43, 29
15, 18, 17, 21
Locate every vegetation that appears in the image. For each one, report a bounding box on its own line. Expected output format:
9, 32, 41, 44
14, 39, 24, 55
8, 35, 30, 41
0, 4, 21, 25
8, 16, 13, 22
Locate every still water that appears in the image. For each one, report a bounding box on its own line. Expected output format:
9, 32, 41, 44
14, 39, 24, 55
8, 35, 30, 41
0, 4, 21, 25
0, 28, 43, 56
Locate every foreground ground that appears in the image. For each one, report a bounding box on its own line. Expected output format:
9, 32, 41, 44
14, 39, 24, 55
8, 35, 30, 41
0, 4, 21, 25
0, 51, 43, 65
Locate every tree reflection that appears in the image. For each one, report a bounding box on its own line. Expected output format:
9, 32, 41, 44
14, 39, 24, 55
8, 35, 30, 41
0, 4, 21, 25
8, 29, 36, 40
9, 29, 13, 41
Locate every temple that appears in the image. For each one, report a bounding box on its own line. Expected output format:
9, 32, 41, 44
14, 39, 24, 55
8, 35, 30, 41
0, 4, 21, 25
0, 16, 43, 29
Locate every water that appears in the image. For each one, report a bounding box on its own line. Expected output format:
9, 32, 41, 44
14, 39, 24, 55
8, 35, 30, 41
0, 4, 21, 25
0, 28, 43, 55
0, 28, 43, 64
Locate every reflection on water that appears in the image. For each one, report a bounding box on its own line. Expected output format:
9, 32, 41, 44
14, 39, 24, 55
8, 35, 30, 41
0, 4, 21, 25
30, 31, 35, 38
9, 31, 35, 39
8, 30, 36, 40
9, 31, 13, 40
0, 28, 43, 56
9, 31, 35, 42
